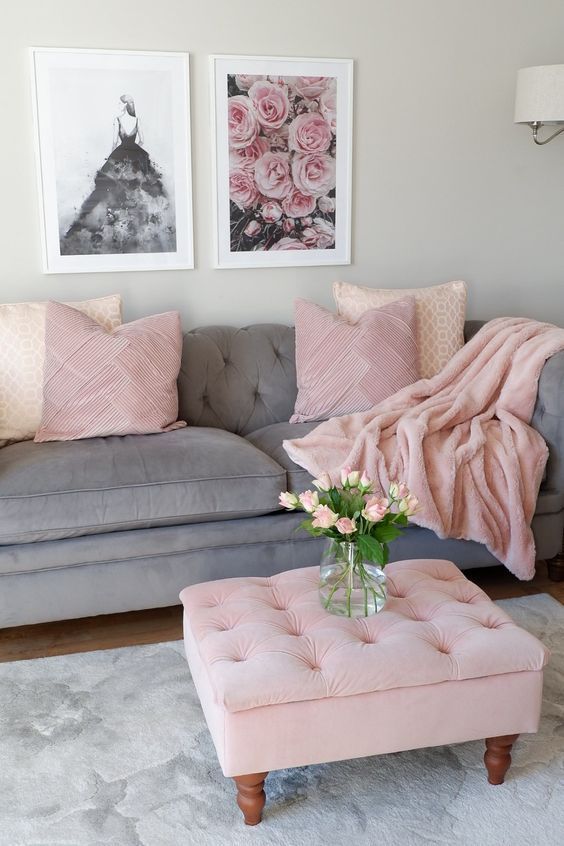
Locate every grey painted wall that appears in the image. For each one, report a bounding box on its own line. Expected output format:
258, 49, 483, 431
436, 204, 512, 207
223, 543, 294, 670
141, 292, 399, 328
0, 0, 563, 328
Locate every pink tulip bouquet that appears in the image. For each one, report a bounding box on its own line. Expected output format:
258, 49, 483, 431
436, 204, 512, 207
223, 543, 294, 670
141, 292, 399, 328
279, 468, 419, 565
279, 468, 420, 617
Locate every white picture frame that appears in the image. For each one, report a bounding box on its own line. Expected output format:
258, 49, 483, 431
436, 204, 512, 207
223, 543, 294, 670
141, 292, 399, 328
210, 55, 353, 269
31, 47, 194, 274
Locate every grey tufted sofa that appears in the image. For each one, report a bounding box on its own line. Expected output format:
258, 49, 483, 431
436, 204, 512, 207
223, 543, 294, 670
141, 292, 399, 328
1, 320, 563, 628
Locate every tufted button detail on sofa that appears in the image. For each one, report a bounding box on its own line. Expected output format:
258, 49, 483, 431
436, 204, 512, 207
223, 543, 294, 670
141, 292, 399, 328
177, 324, 297, 436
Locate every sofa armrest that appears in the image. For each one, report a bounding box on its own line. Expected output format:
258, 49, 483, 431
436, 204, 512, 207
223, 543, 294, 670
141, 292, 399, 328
463, 320, 486, 343
532, 350, 564, 494
464, 322, 564, 494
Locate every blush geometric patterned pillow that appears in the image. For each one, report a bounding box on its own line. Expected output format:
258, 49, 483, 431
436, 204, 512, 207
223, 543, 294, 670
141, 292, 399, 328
333, 280, 467, 379
290, 297, 419, 424
35, 302, 186, 443
0, 294, 122, 448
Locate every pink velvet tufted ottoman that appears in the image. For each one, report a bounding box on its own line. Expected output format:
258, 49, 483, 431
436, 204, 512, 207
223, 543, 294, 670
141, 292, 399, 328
180, 559, 549, 825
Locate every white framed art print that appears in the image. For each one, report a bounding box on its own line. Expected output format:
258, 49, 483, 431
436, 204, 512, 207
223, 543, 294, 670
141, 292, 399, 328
211, 55, 353, 269
31, 47, 194, 274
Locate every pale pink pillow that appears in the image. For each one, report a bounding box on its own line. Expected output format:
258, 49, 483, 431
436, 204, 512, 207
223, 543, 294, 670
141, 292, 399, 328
291, 297, 419, 424
333, 280, 467, 378
35, 302, 186, 442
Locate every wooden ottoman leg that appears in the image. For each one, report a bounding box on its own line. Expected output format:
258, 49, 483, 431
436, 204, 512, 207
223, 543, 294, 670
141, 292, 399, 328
484, 734, 519, 784
547, 529, 564, 581
547, 553, 564, 582
233, 772, 268, 825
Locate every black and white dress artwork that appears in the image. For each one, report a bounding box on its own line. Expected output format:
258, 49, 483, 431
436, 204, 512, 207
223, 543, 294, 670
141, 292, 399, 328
61, 95, 176, 256
32, 49, 193, 273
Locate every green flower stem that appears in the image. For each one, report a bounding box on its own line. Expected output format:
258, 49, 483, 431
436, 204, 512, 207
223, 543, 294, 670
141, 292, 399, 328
323, 565, 351, 609
323, 550, 387, 616
347, 562, 353, 617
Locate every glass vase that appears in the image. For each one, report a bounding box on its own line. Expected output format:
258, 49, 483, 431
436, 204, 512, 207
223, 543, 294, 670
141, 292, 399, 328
319, 539, 388, 618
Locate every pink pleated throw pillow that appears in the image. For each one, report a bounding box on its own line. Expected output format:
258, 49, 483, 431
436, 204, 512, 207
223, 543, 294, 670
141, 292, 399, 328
333, 279, 467, 378
35, 302, 186, 443
291, 297, 419, 424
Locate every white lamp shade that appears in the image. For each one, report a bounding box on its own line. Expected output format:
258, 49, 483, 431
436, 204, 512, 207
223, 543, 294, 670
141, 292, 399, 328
515, 64, 564, 124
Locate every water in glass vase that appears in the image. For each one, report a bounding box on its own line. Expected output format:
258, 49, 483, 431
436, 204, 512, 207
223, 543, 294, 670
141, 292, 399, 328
319, 540, 388, 618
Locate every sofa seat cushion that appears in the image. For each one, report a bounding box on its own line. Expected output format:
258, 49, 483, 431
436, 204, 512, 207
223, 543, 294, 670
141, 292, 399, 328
0, 427, 286, 545
246, 421, 318, 492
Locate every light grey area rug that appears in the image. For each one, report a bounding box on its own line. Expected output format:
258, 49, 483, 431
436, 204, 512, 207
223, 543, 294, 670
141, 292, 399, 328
0, 594, 562, 846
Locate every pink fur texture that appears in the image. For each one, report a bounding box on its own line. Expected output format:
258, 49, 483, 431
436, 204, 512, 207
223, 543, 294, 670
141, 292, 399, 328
283, 317, 564, 579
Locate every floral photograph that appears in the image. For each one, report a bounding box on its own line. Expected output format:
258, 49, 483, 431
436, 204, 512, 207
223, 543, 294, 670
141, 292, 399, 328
227, 74, 337, 253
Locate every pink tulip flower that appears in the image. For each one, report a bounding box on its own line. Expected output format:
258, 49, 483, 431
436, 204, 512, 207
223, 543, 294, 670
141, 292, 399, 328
399, 495, 420, 516
279, 491, 299, 510
362, 495, 389, 523
299, 490, 320, 513
358, 471, 373, 493
336, 517, 357, 535
397, 482, 410, 498
312, 472, 332, 492
340, 467, 361, 488
311, 505, 339, 529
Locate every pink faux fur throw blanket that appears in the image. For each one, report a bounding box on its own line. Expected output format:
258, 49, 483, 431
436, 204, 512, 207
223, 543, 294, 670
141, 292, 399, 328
284, 317, 564, 579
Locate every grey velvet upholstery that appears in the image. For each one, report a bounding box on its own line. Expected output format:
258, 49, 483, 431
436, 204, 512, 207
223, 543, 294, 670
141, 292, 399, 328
0, 511, 559, 628
532, 350, 564, 495
0, 428, 285, 545
246, 421, 318, 491
0, 513, 324, 627
178, 324, 297, 435
463, 320, 486, 342
2, 318, 564, 628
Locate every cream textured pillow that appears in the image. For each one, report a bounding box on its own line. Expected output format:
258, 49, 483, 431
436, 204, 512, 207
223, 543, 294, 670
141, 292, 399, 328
333, 280, 467, 378
0, 295, 122, 447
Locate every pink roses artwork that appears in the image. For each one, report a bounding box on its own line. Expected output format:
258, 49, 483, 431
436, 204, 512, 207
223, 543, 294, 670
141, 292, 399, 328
227, 74, 338, 253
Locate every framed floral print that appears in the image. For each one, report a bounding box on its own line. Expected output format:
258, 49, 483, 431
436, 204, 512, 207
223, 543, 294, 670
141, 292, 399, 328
31, 48, 194, 274
210, 55, 353, 268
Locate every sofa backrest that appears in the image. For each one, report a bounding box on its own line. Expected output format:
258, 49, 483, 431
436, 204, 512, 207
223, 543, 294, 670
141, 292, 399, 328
178, 324, 297, 435
178, 320, 486, 436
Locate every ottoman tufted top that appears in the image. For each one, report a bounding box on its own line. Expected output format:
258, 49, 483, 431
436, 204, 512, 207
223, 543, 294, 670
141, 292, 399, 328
180, 560, 549, 714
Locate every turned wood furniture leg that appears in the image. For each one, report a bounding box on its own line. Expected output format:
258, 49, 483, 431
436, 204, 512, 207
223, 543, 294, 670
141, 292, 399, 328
547, 553, 564, 582
233, 772, 268, 825
484, 734, 519, 784
547, 527, 564, 581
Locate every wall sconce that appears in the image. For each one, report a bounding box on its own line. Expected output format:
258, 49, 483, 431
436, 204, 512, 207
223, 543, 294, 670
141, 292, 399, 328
515, 64, 564, 145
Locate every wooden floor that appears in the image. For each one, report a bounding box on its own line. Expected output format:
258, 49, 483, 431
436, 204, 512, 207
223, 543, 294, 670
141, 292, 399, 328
1, 561, 563, 664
